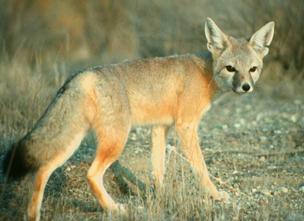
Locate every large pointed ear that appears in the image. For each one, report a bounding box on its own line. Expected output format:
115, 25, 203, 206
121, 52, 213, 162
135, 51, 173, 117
249, 21, 275, 57
205, 17, 229, 56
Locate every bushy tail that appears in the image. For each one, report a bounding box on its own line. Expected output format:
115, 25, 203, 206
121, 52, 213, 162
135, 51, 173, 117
3, 141, 36, 181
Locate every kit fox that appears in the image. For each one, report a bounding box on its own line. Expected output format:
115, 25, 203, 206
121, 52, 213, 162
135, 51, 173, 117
3, 17, 274, 221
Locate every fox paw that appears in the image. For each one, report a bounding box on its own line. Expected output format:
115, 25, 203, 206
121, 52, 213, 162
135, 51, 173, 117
106, 203, 126, 214
213, 191, 230, 203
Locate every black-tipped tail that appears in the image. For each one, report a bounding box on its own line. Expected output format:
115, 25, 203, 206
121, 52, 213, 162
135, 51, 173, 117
3, 142, 35, 181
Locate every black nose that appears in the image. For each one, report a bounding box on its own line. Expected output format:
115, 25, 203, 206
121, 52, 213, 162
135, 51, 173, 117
242, 83, 251, 92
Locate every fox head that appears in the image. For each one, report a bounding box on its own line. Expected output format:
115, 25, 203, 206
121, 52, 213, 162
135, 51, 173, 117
205, 18, 275, 94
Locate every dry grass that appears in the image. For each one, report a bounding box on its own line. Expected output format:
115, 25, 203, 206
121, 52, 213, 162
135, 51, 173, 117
1, 0, 304, 74
0, 0, 304, 220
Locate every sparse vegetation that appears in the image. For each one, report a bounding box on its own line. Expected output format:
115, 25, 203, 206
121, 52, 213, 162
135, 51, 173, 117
0, 0, 303, 220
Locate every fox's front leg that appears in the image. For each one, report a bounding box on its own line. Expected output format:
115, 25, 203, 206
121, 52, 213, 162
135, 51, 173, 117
175, 122, 228, 201
151, 125, 169, 189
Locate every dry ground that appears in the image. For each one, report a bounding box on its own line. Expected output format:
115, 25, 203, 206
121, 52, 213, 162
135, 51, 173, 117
0, 58, 303, 221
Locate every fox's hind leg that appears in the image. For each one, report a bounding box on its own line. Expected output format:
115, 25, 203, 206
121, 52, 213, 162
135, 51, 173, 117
87, 78, 132, 211
28, 163, 55, 221
87, 121, 130, 211
27, 131, 86, 221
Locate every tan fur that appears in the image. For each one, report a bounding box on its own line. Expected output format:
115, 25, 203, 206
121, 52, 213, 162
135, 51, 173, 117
11, 18, 274, 221
151, 126, 169, 187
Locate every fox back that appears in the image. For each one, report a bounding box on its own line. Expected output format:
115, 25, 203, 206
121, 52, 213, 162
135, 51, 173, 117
92, 54, 216, 126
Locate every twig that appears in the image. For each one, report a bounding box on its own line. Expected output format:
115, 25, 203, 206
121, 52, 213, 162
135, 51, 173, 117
207, 149, 304, 157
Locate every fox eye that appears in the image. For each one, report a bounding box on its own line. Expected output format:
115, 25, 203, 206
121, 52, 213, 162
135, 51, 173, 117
249, 66, 257, 72
225, 65, 236, 72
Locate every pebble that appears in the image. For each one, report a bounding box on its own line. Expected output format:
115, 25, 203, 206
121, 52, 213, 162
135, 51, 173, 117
234, 123, 241, 128
239, 119, 245, 124
290, 115, 297, 123
167, 144, 176, 152
260, 136, 267, 142
299, 184, 304, 192
65, 165, 76, 172
134, 148, 143, 154
259, 156, 266, 161
130, 134, 136, 140
274, 130, 282, 134
135, 128, 142, 134
261, 190, 272, 196
279, 187, 288, 193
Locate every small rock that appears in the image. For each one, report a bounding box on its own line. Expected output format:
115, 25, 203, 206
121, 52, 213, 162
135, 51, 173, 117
291, 115, 297, 123
135, 128, 142, 134
274, 130, 282, 134
167, 144, 176, 152
130, 134, 136, 140
261, 189, 272, 196
260, 136, 267, 142
234, 123, 241, 128
239, 119, 245, 124
299, 184, 304, 192
278, 187, 288, 193
134, 148, 143, 154
259, 156, 266, 161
